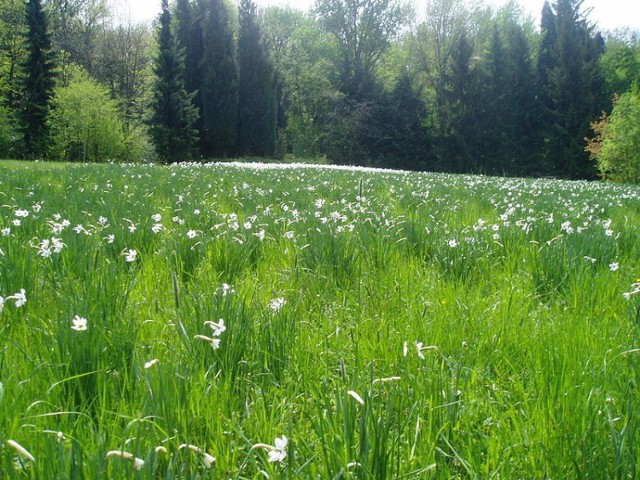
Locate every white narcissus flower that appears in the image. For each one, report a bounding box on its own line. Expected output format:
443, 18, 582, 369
106, 450, 144, 470
178, 444, 215, 468
347, 390, 365, 405
8, 289, 27, 307
194, 335, 221, 350
71, 315, 88, 331
268, 436, 288, 463
144, 359, 159, 369
204, 319, 226, 336
123, 249, 137, 262
253, 435, 288, 463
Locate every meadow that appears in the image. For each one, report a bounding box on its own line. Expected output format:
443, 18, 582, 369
1, 160, 640, 479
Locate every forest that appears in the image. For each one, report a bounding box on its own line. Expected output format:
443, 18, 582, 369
1, 0, 639, 180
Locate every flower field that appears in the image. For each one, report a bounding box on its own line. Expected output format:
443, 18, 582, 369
1, 160, 640, 478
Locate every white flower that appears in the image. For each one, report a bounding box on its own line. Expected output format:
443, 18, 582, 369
12, 219, 21, 226
104, 234, 115, 244
347, 390, 365, 405
194, 334, 221, 350
14, 209, 30, 218
187, 229, 197, 238
415, 342, 438, 360
151, 223, 164, 233
268, 436, 288, 463
284, 231, 294, 239
144, 359, 159, 369
10, 289, 27, 307
269, 297, 286, 313
178, 444, 215, 468
151, 213, 162, 222
204, 319, 226, 336
123, 249, 137, 262
1, 227, 10, 236
253, 436, 288, 463
609, 262, 619, 272
447, 239, 458, 248
106, 450, 145, 470
220, 283, 235, 296
71, 315, 88, 331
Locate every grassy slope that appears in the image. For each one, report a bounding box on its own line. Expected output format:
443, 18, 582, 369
1, 161, 640, 478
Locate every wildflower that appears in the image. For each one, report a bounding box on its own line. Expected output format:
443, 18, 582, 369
186, 229, 197, 239
415, 342, 438, 360
254, 229, 266, 241
193, 209, 201, 215
154, 446, 168, 454
269, 297, 286, 313
14, 209, 29, 218
151, 223, 164, 233
151, 213, 162, 222
12, 219, 21, 226
71, 315, 88, 331
104, 234, 115, 244
372, 376, 401, 384
144, 359, 159, 369
347, 390, 365, 405
128, 224, 137, 233
9, 289, 27, 307
1, 227, 10, 236
6, 439, 35, 464
178, 444, 215, 468
98, 216, 109, 226
284, 231, 294, 239
609, 262, 619, 272
204, 319, 226, 336
220, 283, 235, 296
252, 435, 288, 463
194, 334, 221, 350
447, 238, 458, 248
105, 450, 145, 470
123, 249, 137, 262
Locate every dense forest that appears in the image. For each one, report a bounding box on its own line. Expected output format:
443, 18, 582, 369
0, 0, 639, 179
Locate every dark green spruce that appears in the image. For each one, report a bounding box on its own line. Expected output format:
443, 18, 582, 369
237, 0, 278, 157
21, 0, 55, 159
149, 0, 198, 163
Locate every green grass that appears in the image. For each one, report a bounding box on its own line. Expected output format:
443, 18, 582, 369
1, 160, 640, 478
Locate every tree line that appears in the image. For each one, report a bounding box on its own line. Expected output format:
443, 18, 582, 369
0, 0, 639, 179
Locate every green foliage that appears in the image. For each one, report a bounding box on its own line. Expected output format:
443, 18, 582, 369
20, 0, 56, 159
594, 88, 640, 183
149, 0, 198, 163
198, 0, 239, 157
48, 66, 129, 162
0, 104, 19, 157
600, 35, 640, 95
1, 162, 640, 477
237, 0, 277, 157
537, 0, 608, 179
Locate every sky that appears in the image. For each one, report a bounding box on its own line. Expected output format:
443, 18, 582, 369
116, 0, 640, 32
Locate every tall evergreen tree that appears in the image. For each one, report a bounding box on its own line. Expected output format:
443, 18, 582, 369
537, 0, 608, 178
21, 0, 55, 159
149, 0, 198, 163
198, 0, 238, 157
237, 0, 277, 156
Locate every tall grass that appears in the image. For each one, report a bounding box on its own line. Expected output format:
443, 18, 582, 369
1, 160, 640, 478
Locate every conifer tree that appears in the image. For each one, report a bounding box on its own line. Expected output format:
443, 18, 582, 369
237, 0, 277, 156
537, 0, 607, 178
198, 0, 238, 157
149, 0, 198, 163
21, 0, 55, 159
